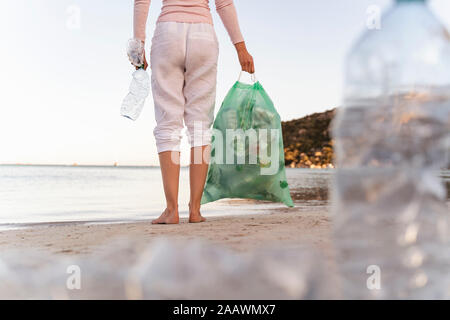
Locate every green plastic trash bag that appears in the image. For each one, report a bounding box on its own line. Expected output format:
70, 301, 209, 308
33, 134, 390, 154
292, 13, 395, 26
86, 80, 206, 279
201, 75, 294, 207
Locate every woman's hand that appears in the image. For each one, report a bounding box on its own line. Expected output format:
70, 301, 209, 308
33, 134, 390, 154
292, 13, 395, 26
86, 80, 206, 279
235, 42, 255, 74
135, 50, 148, 70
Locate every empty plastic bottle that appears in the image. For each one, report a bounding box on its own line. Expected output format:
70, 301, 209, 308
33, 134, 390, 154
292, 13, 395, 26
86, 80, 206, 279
121, 39, 150, 121
332, 0, 450, 299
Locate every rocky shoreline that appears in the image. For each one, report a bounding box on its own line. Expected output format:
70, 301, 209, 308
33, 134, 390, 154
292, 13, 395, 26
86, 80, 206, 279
282, 109, 336, 169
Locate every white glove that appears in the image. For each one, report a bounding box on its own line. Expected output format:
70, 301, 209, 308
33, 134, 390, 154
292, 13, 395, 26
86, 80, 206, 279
127, 38, 145, 68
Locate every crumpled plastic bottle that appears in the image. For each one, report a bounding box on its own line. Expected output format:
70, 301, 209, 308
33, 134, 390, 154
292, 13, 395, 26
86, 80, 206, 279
121, 39, 150, 121
0, 239, 333, 299
332, 0, 450, 299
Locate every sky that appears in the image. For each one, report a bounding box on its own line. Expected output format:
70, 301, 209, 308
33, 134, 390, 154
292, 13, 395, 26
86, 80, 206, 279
0, 0, 449, 166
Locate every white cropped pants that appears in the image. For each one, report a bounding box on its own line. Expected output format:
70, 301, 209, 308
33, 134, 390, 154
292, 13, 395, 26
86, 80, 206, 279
150, 22, 219, 153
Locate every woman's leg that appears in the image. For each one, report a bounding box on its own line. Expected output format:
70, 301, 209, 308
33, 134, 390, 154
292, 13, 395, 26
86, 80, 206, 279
184, 24, 219, 223
189, 145, 210, 223
150, 22, 187, 224
152, 151, 180, 224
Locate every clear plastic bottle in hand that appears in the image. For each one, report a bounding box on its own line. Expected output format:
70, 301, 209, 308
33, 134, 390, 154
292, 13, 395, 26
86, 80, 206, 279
121, 39, 150, 121
332, 0, 450, 299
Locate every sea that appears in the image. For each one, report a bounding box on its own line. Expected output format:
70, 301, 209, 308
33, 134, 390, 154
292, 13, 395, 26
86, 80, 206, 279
0, 165, 448, 230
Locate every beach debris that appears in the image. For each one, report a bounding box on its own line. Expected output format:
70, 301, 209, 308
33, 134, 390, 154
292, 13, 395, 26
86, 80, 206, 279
121, 39, 150, 121
0, 239, 331, 300
201, 78, 294, 207
332, 0, 450, 299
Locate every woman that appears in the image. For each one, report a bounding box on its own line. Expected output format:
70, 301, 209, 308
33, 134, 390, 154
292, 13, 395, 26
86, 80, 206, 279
133, 0, 254, 224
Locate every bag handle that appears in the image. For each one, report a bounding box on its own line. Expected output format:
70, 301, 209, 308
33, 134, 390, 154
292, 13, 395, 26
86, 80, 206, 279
238, 71, 257, 84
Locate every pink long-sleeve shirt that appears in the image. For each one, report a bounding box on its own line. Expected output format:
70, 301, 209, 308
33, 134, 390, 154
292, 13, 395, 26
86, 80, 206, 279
134, 0, 244, 44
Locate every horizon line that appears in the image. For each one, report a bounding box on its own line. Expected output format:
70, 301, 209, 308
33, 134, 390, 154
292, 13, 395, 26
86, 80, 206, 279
0, 163, 163, 168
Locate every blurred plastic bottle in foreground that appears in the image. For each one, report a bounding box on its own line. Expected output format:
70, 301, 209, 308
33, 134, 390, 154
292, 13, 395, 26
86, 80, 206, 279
121, 39, 150, 121
332, 0, 450, 299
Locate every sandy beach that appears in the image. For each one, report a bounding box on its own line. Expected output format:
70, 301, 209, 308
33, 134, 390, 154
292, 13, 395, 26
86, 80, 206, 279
0, 208, 337, 299
0, 165, 338, 299
0, 208, 332, 258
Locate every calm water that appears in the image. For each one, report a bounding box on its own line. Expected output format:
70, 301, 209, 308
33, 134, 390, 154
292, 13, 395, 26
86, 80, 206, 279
0, 165, 334, 228
0, 165, 448, 229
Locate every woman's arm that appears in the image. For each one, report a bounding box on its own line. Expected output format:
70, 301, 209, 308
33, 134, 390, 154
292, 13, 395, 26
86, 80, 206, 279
216, 0, 255, 74
133, 0, 150, 69
134, 0, 151, 42
234, 41, 255, 74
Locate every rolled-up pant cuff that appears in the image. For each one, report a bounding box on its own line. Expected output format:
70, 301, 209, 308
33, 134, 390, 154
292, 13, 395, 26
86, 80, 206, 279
156, 142, 181, 153
188, 130, 212, 148
154, 129, 183, 153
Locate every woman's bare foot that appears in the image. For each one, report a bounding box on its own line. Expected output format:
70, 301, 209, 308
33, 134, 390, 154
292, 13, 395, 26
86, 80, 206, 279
189, 214, 206, 223
188, 202, 206, 223
152, 208, 179, 224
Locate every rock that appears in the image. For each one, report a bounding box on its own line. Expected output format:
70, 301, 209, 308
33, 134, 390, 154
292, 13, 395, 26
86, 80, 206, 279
282, 109, 336, 168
